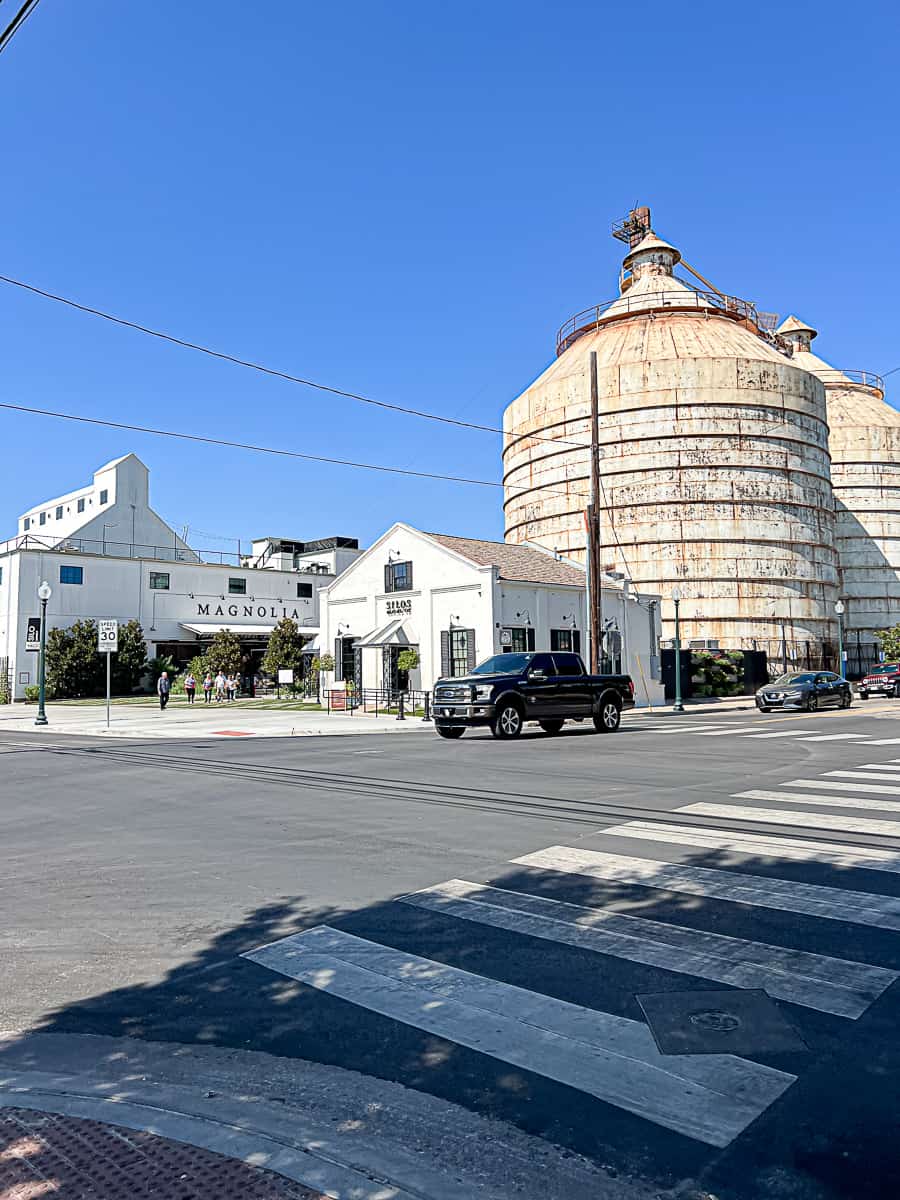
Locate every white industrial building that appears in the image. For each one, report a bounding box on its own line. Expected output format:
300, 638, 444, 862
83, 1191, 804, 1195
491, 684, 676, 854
319, 523, 664, 705
0, 454, 359, 699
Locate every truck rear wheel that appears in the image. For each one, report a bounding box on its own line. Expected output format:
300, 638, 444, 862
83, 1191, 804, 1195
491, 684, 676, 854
538, 719, 565, 735
594, 698, 621, 733
491, 702, 523, 739
436, 726, 465, 739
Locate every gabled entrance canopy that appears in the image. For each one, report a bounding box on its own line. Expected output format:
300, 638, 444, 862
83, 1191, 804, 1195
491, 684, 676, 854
355, 619, 418, 648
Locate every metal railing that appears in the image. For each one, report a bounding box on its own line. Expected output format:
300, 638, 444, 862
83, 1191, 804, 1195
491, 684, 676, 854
818, 368, 885, 393
5, 534, 243, 566
326, 688, 432, 720
556, 289, 769, 356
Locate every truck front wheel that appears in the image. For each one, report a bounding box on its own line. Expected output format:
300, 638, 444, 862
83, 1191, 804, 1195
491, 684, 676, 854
594, 698, 621, 733
491, 702, 523, 739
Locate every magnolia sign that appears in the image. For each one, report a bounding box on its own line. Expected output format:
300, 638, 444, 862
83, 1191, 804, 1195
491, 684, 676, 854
196, 603, 305, 620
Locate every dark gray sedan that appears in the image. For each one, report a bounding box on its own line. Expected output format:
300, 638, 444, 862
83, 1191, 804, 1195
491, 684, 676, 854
756, 671, 852, 712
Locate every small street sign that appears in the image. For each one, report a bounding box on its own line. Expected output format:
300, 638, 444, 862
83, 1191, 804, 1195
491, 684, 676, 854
98, 619, 118, 654
25, 616, 41, 652
277, 668, 294, 684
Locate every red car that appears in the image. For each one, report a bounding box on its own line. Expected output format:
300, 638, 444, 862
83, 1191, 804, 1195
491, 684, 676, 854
859, 663, 900, 699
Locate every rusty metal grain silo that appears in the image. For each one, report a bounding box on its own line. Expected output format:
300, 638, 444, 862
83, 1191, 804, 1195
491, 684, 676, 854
777, 316, 899, 644
503, 230, 839, 651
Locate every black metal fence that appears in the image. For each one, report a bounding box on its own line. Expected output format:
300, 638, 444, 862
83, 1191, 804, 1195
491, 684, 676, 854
326, 688, 432, 720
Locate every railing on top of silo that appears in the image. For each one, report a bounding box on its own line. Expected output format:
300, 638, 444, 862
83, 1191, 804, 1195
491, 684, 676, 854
554, 288, 794, 358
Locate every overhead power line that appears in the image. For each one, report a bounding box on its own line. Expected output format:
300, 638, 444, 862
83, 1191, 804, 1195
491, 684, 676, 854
0, 399, 599, 509
0, 274, 640, 574
0, 273, 521, 439
0, 271, 592, 452
0, 0, 41, 54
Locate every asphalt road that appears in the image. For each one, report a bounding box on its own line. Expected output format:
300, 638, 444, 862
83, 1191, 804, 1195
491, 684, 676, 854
4, 702, 900, 1199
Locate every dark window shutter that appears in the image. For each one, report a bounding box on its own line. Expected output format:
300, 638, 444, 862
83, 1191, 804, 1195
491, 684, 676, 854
440, 630, 450, 678
573, 630, 581, 655
466, 630, 476, 673
407, 562, 413, 590
384, 564, 392, 593
527, 628, 536, 652
334, 638, 343, 681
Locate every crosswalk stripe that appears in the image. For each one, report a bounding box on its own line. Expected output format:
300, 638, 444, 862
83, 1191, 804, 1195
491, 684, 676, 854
786, 778, 900, 796
860, 739, 900, 746
686, 802, 900, 842
638, 724, 721, 734
826, 770, 900, 783
744, 729, 824, 739
792, 733, 870, 742
402, 879, 895, 1018
243, 925, 795, 1148
852, 762, 900, 770
512, 846, 900, 930
690, 726, 763, 736
601, 818, 900, 874
735, 789, 900, 816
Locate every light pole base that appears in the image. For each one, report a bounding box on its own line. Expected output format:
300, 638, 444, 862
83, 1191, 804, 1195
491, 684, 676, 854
672, 703, 685, 713
34, 714, 48, 726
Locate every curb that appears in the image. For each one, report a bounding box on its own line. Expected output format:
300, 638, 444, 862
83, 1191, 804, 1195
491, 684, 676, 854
0, 1032, 643, 1200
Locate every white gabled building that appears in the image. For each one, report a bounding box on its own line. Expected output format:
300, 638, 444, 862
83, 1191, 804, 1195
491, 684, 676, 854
319, 523, 664, 705
0, 454, 360, 698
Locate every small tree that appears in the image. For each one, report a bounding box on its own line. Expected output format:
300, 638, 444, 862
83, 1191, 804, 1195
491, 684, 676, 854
260, 618, 307, 678
147, 653, 177, 683
111, 619, 148, 694
878, 623, 900, 662
397, 648, 420, 674
45, 619, 106, 698
205, 629, 243, 675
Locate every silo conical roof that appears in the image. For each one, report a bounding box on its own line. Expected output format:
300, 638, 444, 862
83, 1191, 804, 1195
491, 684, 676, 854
622, 230, 682, 269
777, 314, 855, 386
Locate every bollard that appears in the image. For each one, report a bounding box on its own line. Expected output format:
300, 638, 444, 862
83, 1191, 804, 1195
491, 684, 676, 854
396, 691, 405, 721
422, 691, 431, 722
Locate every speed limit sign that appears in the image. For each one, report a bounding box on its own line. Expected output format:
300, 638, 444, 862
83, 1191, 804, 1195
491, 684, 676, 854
98, 619, 118, 653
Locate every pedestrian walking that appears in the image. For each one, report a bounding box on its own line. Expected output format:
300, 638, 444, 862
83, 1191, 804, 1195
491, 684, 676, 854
226, 674, 237, 702
202, 673, 213, 703
184, 672, 197, 705
215, 671, 226, 703
157, 671, 171, 711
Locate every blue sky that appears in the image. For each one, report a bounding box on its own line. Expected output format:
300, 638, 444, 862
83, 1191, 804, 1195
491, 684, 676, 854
2, 0, 897, 555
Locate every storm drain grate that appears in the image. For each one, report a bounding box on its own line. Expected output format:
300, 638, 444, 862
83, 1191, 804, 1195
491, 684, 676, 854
0, 1107, 325, 1198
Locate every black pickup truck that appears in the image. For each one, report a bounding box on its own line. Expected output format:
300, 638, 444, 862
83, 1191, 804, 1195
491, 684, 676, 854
432, 651, 634, 740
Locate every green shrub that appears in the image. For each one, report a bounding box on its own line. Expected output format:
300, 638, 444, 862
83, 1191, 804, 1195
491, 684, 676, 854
24, 685, 40, 702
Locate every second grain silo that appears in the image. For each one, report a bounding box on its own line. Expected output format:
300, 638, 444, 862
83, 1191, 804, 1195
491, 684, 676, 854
503, 212, 839, 656
777, 316, 899, 662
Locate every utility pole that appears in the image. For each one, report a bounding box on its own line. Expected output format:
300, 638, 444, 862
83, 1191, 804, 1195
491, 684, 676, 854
588, 351, 602, 673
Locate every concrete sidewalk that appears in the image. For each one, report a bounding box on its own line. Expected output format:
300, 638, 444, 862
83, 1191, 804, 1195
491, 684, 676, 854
0, 1032, 644, 1200
0, 693, 758, 739
0, 701, 436, 740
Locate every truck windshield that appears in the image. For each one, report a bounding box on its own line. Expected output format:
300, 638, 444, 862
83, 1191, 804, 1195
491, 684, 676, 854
871, 664, 900, 674
471, 653, 533, 675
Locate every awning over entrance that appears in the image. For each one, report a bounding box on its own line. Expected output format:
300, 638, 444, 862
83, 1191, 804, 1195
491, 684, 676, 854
355, 619, 418, 648
181, 622, 319, 638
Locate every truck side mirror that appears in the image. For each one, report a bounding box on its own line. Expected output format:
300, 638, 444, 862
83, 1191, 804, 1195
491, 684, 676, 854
529, 668, 545, 680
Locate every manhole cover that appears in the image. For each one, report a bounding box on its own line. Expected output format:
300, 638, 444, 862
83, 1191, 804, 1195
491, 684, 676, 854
636, 989, 808, 1056
689, 1009, 740, 1033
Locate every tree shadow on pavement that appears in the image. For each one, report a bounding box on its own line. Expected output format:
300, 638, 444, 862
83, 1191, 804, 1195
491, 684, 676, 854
4, 841, 900, 1199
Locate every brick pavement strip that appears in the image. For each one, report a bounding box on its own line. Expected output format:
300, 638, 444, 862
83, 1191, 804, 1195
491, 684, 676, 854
0, 1108, 326, 1199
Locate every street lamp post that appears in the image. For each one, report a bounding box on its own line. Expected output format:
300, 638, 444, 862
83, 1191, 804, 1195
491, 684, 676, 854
35, 580, 52, 727
835, 600, 845, 677
672, 586, 684, 713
